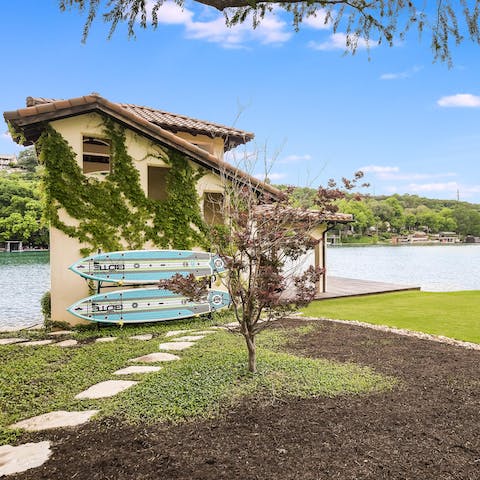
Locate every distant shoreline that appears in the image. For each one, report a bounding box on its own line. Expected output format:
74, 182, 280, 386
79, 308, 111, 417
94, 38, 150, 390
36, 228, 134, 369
328, 242, 477, 247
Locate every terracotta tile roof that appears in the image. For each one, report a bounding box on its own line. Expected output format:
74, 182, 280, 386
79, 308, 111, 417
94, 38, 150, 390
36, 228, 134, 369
4, 94, 282, 201
26, 96, 253, 151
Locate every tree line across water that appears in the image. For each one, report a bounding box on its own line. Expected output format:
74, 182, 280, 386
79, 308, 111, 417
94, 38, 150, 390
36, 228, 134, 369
278, 186, 480, 240
2, 151, 480, 248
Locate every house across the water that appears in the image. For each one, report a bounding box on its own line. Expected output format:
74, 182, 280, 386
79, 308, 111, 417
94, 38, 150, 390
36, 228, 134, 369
4, 94, 351, 325
0, 153, 17, 170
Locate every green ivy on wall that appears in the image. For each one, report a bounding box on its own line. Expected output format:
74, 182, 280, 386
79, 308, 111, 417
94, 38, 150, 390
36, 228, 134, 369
37, 118, 209, 255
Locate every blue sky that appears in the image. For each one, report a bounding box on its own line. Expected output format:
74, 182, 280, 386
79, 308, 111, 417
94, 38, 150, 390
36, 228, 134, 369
1, 1, 480, 202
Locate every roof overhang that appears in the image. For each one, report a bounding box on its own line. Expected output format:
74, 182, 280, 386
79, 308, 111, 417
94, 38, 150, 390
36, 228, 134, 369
4, 94, 283, 202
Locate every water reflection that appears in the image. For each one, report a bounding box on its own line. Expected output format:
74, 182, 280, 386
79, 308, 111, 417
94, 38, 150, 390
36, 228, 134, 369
327, 244, 480, 292
0, 251, 50, 330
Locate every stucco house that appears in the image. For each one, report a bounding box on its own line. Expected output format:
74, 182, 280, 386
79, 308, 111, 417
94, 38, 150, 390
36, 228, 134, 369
4, 94, 351, 325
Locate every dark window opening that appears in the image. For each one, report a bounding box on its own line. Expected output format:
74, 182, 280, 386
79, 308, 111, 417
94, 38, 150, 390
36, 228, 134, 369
204, 192, 224, 225
83, 137, 110, 174
148, 166, 169, 201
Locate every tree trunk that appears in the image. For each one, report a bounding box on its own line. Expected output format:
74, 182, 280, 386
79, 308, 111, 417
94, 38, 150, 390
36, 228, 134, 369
245, 332, 256, 373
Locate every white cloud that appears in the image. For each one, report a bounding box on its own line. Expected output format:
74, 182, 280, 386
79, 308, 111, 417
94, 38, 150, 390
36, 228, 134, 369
380, 66, 422, 81
361, 165, 400, 173
380, 72, 407, 80
302, 10, 331, 30
254, 172, 287, 181
361, 165, 457, 182
0, 130, 21, 153
309, 32, 375, 51
279, 154, 312, 164
407, 181, 459, 193
152, 1, 193, 24
148, 1, 291, 47
437, 94, 480, 108
379, 172, 457, 181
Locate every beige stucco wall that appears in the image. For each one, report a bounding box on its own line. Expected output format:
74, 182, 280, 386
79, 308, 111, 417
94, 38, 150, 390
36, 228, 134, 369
176, 132, 224, 160
48, 113, 228, 325
281, 224, 328, 295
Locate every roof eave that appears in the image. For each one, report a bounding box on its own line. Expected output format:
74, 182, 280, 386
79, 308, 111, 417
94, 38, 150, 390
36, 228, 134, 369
4, 96, 283, 201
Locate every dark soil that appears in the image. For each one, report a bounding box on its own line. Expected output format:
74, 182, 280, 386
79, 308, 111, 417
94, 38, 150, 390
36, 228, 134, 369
15, 319, 480, 480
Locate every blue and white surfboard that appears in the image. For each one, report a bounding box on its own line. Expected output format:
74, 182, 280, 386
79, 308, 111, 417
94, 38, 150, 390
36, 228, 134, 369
67, 287, 231, 324
69, 250, 227, 284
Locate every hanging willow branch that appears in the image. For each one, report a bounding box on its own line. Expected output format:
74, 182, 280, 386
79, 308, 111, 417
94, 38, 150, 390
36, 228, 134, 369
59, 0, 480, 63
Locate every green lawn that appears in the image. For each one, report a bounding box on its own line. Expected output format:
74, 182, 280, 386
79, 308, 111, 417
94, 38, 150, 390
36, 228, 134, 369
0, 318, 394, 446
302, 290, 480, 344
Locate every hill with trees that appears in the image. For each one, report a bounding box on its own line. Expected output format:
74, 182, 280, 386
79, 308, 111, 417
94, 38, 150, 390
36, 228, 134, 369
0, 151, 48, 248
278, 186, 480, 240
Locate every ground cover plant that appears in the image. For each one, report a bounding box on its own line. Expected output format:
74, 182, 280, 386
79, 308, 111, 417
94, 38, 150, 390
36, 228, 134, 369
0, 319, 394, 448
302, 290, 480, 343
9, 318, 480, 480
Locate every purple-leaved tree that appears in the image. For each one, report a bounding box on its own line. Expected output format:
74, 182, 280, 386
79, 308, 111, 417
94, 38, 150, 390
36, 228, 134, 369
160, 170, 367, 372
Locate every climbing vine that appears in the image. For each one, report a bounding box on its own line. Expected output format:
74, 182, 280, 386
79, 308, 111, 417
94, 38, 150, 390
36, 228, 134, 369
37, 119, 209, 255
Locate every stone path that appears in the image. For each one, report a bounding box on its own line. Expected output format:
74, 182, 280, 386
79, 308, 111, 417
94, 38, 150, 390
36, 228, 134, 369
53, 339, 78, 347
19, 339, 54, 347
10, 411, 99, 432
158, 341, 195, 351
75, 380, 138, 400
172, 335, 205, 342
48, 330, 72, 336
129, 352, 181, 363
1, 325, 219, 476
0, 441, 52, 476
114, 366, 162, 375
129, 334, 153, 341
0, 338, 27, 345
165, 329, 191, 337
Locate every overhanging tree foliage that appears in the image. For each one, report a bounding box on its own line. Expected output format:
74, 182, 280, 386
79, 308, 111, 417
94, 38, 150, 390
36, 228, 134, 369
59, 0, 480, 62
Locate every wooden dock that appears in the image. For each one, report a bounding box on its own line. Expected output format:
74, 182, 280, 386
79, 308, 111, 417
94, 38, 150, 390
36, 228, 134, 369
316, 276, 420, 300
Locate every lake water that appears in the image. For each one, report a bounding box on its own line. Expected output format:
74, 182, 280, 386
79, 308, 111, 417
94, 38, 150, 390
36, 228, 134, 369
0, 251, 50, 331
327, 244, 480, 292
0, 245, 479, 330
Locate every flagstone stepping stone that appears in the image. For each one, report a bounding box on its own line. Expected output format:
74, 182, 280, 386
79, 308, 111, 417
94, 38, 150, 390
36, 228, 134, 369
129, 334, 153, 341
165, 329, 192, 337
191, 330, 217, 335
172, 335, 205, 342
18, 339, 53, 347
9, 410, 99, 432
114, 366, 162, 375
95, 337, 117, 343
224, 322, 239, 328
159, 341, 194, 351
129, 352, 180, 363
52, 339, 78, 347
48, 330, 72, 336
0, 441, 52, 476
0, 338, 27, 345
75, 380, 137, 400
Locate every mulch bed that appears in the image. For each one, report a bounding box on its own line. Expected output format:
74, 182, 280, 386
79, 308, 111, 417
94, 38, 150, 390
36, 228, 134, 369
15, 319, 480, 480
